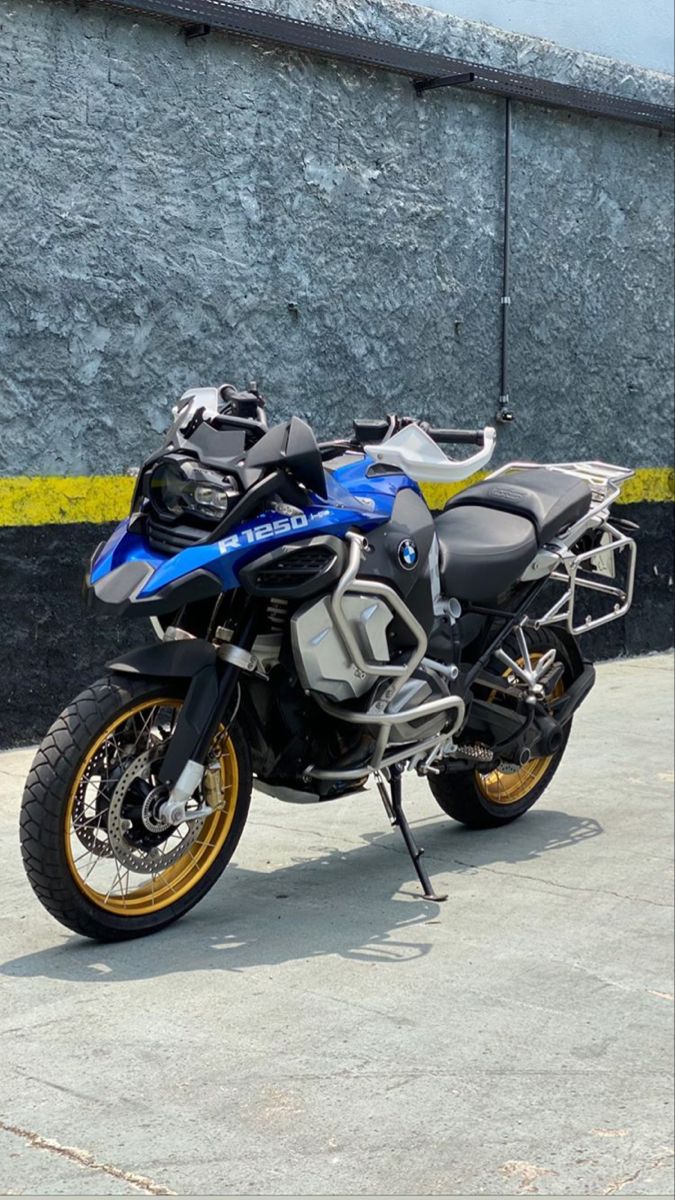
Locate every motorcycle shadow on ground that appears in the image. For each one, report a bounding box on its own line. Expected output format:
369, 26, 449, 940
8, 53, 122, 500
2, 807, 602, 984
2, 806, 595, 984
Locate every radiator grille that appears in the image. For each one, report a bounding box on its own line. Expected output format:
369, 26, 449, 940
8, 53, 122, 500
146, 515, 208, 556
253, 545, 338, 591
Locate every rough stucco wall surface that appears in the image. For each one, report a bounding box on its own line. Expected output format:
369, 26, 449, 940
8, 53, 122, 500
0, 0, 501, 476
0, 0, 673, 478
509, 107, 675, 466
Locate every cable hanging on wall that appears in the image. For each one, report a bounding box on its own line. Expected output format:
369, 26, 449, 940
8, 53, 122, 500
498, 98, 514, 425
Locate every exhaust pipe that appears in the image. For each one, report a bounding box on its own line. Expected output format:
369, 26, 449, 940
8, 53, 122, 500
530, 716, 565, 758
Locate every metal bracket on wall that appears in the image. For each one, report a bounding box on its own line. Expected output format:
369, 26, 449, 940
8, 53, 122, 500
497, 397, 514, 423
414, 72, 476, 96
183, 22, 210, 39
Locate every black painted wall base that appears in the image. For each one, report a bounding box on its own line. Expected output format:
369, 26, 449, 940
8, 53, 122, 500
1, 501, 672, 749
1, 523, 151, 750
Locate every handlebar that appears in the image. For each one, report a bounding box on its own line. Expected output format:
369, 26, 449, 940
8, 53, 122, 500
427, 427, 485, 448
352, 416, 487, 449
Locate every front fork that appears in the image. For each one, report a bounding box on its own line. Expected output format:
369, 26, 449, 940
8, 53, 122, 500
156, 598, 261, 824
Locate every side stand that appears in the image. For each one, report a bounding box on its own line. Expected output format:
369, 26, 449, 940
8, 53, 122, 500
377, 766, 448, 902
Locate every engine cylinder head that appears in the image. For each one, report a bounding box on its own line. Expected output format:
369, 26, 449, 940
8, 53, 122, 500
267, 597, 288, 631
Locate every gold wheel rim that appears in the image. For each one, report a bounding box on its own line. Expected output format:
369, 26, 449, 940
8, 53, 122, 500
64, 698, 239, 916
475, 653, 564, 806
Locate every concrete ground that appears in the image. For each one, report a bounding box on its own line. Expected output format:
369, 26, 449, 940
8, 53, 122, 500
0, 654, 673, 1197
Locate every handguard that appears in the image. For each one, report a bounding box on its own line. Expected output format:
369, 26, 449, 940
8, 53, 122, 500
364, 423, 497, 482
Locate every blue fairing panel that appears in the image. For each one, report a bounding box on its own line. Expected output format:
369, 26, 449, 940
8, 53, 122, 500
90, 457, 420, 601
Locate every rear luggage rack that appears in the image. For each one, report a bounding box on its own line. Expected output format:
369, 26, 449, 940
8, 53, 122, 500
489, 460, 637, 635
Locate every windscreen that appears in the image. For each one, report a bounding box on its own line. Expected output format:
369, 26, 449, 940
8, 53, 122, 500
322, 468, 374, 513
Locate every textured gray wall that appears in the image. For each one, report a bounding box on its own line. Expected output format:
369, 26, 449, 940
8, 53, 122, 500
0, 0, 673, 477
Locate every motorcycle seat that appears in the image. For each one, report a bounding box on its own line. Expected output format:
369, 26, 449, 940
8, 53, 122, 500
441, 467, 592, 546
434, 506, 539, 602
433, 467, 592, 603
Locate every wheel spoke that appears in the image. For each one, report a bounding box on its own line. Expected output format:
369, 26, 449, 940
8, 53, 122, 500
129, 705, 161, 752
73, 814, 104, 833
81, 853, 102, 885
105, 856, 128, 903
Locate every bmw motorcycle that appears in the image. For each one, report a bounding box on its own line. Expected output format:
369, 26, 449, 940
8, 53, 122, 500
20, 383, 637, 940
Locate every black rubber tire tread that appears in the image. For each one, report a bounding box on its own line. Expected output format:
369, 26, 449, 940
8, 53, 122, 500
429, 629, 575, 829
20, 673, 251, 941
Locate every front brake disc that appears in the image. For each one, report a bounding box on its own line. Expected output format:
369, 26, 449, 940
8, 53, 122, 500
107, 749, 206, 874
71, 748, 116, 858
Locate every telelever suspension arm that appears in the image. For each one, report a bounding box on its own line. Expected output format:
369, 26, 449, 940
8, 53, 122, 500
157, 598, 262, 823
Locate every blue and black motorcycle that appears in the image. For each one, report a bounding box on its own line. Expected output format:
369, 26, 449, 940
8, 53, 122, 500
20, 383, 637, 939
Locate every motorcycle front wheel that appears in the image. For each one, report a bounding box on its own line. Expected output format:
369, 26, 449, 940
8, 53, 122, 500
20, 674, 251, 941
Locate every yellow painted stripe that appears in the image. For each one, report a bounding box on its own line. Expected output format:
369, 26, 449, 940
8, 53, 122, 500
618, 466, 675, 504
0, 475, 136, 527
420, 472, 487, 511
421, 465, 674, 510
0, 466, 672, 527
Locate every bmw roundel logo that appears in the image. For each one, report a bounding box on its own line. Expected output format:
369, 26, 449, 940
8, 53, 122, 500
398, 539, 418, 570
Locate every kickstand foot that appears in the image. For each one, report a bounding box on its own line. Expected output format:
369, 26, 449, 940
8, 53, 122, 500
377, 767, 448, 903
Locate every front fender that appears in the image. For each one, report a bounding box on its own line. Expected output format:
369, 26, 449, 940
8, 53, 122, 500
109, 639, 224, 786
108, 639, 217, 679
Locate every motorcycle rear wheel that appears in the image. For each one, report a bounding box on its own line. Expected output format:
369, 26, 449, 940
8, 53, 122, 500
429, 629, 573, 829
20, 674, 251, 941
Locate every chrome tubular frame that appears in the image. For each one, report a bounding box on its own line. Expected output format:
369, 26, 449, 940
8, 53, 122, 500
306, 730, 460, 782
314, 692, 463, 729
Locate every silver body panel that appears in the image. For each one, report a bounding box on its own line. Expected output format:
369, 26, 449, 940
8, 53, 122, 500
291, 593, 393, 701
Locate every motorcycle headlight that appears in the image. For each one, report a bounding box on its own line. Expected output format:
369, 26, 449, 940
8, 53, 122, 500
150, 459, 238, 521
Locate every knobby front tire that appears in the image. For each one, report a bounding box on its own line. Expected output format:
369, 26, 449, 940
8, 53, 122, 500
20, 674, 251, 941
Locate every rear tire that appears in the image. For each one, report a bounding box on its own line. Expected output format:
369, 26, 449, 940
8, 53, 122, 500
20, 674, 251, 941
429, 629, 574, 829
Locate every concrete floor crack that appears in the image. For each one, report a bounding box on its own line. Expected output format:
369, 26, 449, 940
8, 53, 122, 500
445, 858, 673, 908
375, 836, 672, 908
0, 1119, 176, 1195
603, 1148, 674, 1194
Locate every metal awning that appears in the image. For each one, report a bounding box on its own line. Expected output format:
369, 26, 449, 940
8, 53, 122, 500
94, 0, 674, 131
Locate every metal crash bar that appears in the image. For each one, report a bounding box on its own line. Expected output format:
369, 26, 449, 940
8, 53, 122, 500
306, 532, 465, 780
